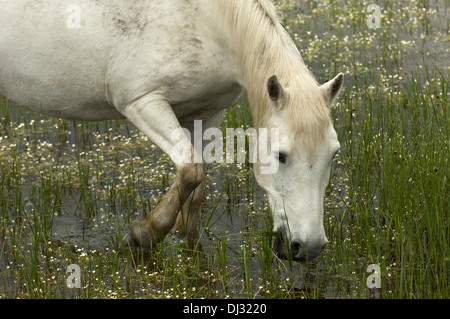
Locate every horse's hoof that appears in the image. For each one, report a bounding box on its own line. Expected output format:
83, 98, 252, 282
122, 231, 137, 250
122, 223, 153, 251
174, 230, 199, 249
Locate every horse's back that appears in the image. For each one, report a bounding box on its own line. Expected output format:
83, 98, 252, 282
0, 0, 240, 121
0, 1, 123, 119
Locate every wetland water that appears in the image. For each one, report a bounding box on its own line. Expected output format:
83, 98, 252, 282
1, 0, 448, 298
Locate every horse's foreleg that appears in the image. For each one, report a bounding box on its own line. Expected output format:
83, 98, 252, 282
174, 175, 206, 245
124, 162, 206, 249
118, 94, 204, 250
173, 110, 225, 246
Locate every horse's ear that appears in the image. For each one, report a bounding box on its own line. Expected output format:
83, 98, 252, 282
321, 73, 344, 106
267, 75, 284, 106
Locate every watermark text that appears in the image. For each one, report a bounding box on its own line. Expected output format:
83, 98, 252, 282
367, 4, 381, 29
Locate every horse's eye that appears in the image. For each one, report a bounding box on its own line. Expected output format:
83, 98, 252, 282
330, 149, 340, 163
277, 152, 287, 164
332, 149, 340, 160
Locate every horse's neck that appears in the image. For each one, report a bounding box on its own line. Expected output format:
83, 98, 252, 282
213, 0, 310, 128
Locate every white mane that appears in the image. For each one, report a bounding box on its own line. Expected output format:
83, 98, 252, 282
216, 0, 331, 150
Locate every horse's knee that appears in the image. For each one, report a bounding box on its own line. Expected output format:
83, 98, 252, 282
177, 163, 206, 190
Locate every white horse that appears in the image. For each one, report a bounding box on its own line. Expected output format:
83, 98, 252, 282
0, 0, 343, 261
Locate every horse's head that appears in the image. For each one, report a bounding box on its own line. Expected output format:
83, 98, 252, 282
254, 73, 343, 262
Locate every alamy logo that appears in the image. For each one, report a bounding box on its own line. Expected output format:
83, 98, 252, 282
366, 264, 381, 288
66, 264, 81, 288
367, 4, 381, 29
66, 4, 81, 29
170, 120, 280, 174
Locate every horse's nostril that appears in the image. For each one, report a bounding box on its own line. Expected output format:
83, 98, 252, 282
290, 240, 304, 258
275, 232, 326, 261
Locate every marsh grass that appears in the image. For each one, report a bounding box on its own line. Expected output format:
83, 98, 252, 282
0, 0, 448, 299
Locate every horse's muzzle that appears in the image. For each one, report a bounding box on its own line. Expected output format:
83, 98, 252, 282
273, 229, 327, 262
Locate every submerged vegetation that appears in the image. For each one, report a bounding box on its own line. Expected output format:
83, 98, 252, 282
0, 0, 448, 298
